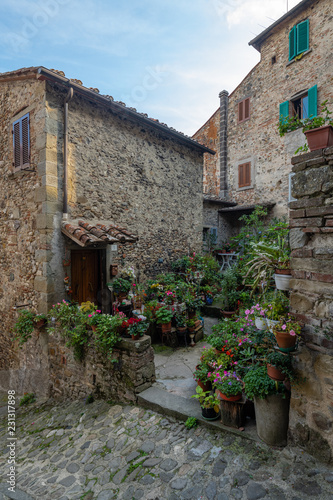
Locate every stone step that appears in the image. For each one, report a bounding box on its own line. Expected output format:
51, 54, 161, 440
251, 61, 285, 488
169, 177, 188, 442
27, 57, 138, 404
137, 386, 258, 441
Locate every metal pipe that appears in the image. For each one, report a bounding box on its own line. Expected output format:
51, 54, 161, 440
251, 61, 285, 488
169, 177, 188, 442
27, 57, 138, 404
63, 87, 74, 219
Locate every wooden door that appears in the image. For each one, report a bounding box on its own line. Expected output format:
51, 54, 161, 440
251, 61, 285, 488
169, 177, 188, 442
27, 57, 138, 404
71, 250, 100, 305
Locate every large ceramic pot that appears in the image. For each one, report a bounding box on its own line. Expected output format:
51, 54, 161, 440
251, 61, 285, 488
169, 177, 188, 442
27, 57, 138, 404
161, 322, 172, 333
304, 124, 333, 151
254, 393, 290, 446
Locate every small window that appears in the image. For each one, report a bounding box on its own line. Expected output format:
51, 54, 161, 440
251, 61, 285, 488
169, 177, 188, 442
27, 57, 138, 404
271, 55, 276, 65
238, 98, 250, 123
238, 162, 251, 188
289, 19, 309, 61
12, 113, 30, 170
279, 84, 317, 124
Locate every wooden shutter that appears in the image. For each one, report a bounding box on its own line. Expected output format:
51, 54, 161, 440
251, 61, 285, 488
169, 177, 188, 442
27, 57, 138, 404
279, 101, 289, 122
13, 121, 21, 169
297, 20, 309, 55
238, 162, 251, 188
12, 113, 30, 170
238, 101, 243, 122
244, 98, 250, 120
307, 84, 317, 118
289, 26, 296, 60
21, 115, 30, 167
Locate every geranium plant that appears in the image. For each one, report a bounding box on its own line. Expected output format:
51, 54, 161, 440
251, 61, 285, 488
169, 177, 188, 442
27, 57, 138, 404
155, 306, 173, 325
127, 317, 148, 337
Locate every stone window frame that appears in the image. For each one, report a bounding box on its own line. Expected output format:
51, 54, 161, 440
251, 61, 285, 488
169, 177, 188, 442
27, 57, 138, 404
237, 97, 250, 124
235, 157, 254, 192
10, 104, 34, 173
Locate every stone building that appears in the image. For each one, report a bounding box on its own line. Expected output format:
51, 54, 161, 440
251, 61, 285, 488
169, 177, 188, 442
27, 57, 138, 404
193, 0, 333, 245
0, 66, 212, 373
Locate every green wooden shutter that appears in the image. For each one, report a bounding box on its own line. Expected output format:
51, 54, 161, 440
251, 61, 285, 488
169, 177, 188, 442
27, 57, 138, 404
279, 101, 289, 122
308, 84, 317, 118
297, 20, 309, 55
289, 26, 296, 60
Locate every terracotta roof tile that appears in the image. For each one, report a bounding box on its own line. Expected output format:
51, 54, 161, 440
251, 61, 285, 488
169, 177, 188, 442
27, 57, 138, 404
61, 220, 138, 247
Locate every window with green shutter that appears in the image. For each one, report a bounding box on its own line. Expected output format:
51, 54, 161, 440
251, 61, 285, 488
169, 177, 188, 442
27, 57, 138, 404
279, 84, 317, 129
288, 19, 309, 61
12, 113, 30, 171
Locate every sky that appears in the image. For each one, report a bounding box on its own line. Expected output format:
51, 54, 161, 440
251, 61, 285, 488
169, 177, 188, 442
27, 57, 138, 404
0, 0, 302, 136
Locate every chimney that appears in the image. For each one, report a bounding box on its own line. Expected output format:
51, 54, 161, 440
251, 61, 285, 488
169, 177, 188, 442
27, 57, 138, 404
219, 90, 229, 199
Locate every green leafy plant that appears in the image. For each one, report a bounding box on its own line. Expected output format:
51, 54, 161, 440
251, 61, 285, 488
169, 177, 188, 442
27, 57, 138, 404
302, 100, 333, 131
155, 306, 173, 325
175, 313, 186, 328
112, 277, 132, 294
273, 315, 302, 337
127, 318, 148, 337
264, 291, 289, 321
219, 267, 241, 311
193, 363, 211, 384
13, 309, 36, 345
266, 351, 295, 381
243, 365, 286, 400
93, 314, 122, 358
191, 386, 220, 411
19, 392, 36, 406
184, 416, 198, 429
186, 318, 196, 329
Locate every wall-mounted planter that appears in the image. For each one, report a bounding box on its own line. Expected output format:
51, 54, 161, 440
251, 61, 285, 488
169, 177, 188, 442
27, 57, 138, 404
304, 124, 333, 151
274, 273, 292, 291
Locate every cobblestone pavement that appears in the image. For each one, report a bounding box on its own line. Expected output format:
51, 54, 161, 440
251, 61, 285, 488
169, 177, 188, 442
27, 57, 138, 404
1, 398, 333, 500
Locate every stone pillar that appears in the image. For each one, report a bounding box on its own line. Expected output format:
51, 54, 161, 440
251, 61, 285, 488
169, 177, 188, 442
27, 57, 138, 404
219, 90, 229, 199
288, 146, 333, 464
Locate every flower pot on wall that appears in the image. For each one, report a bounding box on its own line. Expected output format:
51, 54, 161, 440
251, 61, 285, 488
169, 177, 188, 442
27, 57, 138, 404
304, 124, 333, 151
255, 317, 267, 330
275, 331, 297, 352
217, 389, 242, 402
274, 273, 292, 291
266, 319, 279, 333
267, 363, 286, 382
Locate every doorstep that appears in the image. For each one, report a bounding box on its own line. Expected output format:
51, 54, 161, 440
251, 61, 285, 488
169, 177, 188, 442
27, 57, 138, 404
138, 386, 259, 442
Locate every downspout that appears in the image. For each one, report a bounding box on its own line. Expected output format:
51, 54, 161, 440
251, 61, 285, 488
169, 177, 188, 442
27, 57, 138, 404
63, 87, 74, 220
219, 90, 229, 200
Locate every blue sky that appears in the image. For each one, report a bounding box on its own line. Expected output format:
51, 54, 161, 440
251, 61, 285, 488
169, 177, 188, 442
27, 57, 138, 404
0, 0, 301, 135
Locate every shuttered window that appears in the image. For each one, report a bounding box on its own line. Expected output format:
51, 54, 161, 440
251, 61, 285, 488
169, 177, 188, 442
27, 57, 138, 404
289, 20, 309, 61
12, 113, 30, 170
238, 98, 250, 123
238, 162, 251, 188
279, 84, 317, 124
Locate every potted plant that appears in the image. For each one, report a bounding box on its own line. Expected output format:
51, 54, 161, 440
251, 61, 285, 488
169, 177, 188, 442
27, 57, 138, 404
302, 100, 333, 151
175, 313, 187, 333
112, 277, 132, 298
127, 317, 148, 340
155, 306, 173, 332
87, 310, 102, 331
13, 309, 36, 346
193, 363, 212, 392
34, 313, 48, 329
243, 365, 290, 447
213, 371, 243, 402
184, 293, 204, 317
266, 350, 293, 382
246, 304, 268, 330
191, 386, 220, 421
273, 315, 302, 352
219, 267, 241, 317
264, 291, 289, 333
186, 318, 196, 333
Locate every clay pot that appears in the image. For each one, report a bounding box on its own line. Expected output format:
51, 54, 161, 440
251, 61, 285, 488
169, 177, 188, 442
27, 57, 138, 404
304, 124, 333, 151
161, 322, 171, 333
217, 390, 242, 402
267, 363, 286, 382
275, 330, 297, 352
221, 310, 236, 319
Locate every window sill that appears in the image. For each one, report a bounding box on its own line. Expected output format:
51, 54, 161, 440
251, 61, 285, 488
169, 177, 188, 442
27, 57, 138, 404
237, 185, 254, 192
286, 48, 312, 67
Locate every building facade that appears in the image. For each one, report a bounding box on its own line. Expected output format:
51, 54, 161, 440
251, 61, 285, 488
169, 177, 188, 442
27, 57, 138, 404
194, 0, 333, 243
0, 66, 212, 372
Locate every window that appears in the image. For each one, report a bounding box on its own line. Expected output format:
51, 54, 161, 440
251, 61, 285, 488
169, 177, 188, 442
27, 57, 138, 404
12, 113, 30, 170
279, 84, 317, 122
289, 19, 309, 61
238, 162, 251, 188
238, 98, 250, 123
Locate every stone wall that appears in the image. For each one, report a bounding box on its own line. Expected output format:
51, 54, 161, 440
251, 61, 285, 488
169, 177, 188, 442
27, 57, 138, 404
288, 146, 333, 463
0, 327, 155, 403
0, 78, 48, 370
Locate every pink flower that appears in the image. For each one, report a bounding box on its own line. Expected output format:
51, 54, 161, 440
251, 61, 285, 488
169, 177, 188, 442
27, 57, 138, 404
88, 314, 92, 318
281, 324, 287, 330
133, 283, 136, 287
240, 328, 244, 331
290, 330, 296, 336
245, 309, 250, 315
96, 310, 101, 313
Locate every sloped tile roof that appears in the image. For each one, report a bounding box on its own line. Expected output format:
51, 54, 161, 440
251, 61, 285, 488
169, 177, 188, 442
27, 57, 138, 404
61, 220, 138, 247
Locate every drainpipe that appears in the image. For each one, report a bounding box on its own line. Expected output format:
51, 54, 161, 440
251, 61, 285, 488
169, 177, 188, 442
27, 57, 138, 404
219, 90, 229, 199
63, 87, 74, 220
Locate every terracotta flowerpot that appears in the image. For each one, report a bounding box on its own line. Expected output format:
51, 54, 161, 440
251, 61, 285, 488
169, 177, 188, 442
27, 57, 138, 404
304, 124, 333, 151
177, 326, 187, 335
275, 268, 291, 275
221, 310, 236, 319
217, 390, 242, 402
161, 322, 171, 333
196, 376, 212, 392
267, 363, 286, 381
131, 333, 140, 340
275, 330, 297, 352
